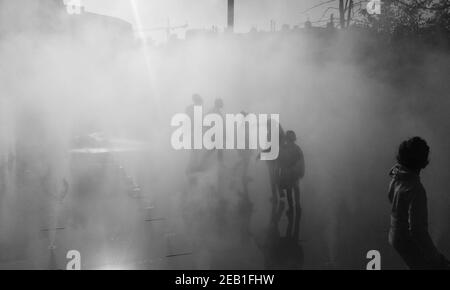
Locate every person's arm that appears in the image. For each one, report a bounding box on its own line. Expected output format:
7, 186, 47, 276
294, 147, 305, 179
299, 148, 305, 178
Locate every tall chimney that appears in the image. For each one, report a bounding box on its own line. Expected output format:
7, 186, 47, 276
227, 0, 234, 31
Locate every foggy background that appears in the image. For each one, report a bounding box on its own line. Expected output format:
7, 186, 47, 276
85, 0, 322, 41
0, 0, 449, 269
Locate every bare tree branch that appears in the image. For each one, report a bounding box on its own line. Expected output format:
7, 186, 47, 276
301, 0, 337, 14
395, 0, 450, 11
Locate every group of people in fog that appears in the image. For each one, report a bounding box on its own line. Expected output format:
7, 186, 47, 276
181, 93, 448, 270
184, 94, 307, 246
0, 91, 449, 269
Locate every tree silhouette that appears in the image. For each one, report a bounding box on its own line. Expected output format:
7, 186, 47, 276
358, 0, 450, 35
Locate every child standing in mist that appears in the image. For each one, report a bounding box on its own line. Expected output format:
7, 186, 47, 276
388, 137, 449, 269
185, 94, 204, 174
259, 118, 285, 224
278, 130, 305, 240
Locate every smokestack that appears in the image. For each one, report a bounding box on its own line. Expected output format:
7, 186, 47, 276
227, 0, 234, 32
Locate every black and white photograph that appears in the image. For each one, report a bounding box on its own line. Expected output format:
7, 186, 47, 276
0, 0, 449, 276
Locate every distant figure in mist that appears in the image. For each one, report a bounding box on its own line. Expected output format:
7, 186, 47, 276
186, 94, 204, 117
278, 130, 305, 240
185, 94, 204, 174
234, 111, 255, 244
234, 111, 253, 183
388, 137, 449, 269
260, 118, 285, 224
209, 98, 224, 116
207, 98, 225, 165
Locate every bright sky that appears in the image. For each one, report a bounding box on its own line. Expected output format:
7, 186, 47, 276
81, 0, 333, 39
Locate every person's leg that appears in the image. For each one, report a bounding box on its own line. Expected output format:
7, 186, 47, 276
268, 163, 279, 223
286, 187, 294, 237
293, 182, 301, 240
286, 188, 294, 217
275, 187, 285, 224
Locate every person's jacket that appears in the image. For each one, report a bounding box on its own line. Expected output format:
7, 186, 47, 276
388, 164, 443, 265
278, 142, 305, 188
